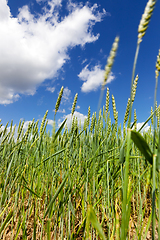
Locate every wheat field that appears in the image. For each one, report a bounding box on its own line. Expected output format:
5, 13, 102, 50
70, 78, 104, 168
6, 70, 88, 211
0, 0, 160, 239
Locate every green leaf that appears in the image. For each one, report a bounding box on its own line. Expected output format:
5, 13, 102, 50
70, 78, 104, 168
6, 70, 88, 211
52, 118, 67, 144
156, 129, 160, 171
1, 152, 15, 206
138, 107, 159, 132
35, 148, 66, 168
131, 130, 153, 165
44, 173, 68, 218
22, 184, 41, 198
119, 140, 126, 164
0, 209, 13, 235
87, 205, 106, 240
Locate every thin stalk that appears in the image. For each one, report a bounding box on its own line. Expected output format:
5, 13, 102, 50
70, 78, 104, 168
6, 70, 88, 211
128, 42, 140, 128
121, 129, 131, 239
152, 65, 159, 239
152, 154, 156, 240
158, 171, 160, 240
107, 161, 110, 238
121, 36, 140, 239
153, 75, 158, 153
97, 87, 105, 114
138, 158, 142, 231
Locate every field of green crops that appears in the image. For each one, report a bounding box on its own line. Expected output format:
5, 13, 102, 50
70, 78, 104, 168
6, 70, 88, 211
1, 0, 160, 239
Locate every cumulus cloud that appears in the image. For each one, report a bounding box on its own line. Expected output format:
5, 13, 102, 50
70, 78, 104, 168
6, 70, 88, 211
0, 0, 105, 104
58, 111, 87, 128
136, 122, 150, 132
48, 119, 54, 126
78, 64, 115, 92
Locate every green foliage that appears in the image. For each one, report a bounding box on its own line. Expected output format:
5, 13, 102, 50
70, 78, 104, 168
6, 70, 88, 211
131, 130, 153, 166
0, 1, 160, 239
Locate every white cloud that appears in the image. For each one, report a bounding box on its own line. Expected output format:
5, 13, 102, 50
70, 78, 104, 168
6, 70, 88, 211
48, 119, 54, 126
78, 64, 115, 92
58, 111, 87, 128
136, 122, 150, 132
46, 86, 55, 93
36, 0, 61, 4
59, 108, 65, 113
62, 87, 71, 102
0, 0, 105, 104
53, 108, 66, 113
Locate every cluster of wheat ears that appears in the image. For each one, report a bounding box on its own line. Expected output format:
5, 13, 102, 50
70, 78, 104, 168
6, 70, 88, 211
0, 0, 160, 239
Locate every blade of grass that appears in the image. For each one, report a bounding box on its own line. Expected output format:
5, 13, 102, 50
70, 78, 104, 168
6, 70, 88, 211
52, 118, 67, 144
35, 148, 66, 168
87, 205, 106, 240
131, 130, 153, 165
44, 173, 69, 218
0, 209, 13, 235
21, 184, 41, 198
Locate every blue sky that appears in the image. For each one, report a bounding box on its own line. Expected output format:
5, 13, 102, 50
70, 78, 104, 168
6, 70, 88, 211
0, 0, 160, 132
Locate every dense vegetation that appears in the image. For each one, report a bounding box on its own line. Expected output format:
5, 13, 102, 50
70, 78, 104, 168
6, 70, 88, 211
0, 0, 160, 239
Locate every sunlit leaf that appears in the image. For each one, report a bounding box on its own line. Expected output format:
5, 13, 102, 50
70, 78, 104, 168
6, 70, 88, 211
131, 130, 153, 165
87, 205, 106, 240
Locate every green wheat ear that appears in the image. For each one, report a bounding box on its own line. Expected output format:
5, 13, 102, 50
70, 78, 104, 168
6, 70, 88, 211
17, 120, 25, 142
155, 49, 160, 78
151, 106, 154, 125
138, 0, 156, 43
24, 122, 32, 143
71, 115, 75, 133
55, 86, 64, 115
71, 93, 78, 116
97, 37, 119, 113
2, 122, 9, 137
132, 75, 138, 103
87, 106, 91, 128
40, 110, 48, 136
105, 87, 109, 115
90, 112, 94, 133
83, 118, 87, 131
134, 109, 137, 130
103, 36, 119, 89
112, 95, 117, 122
124, 98, 130, 125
